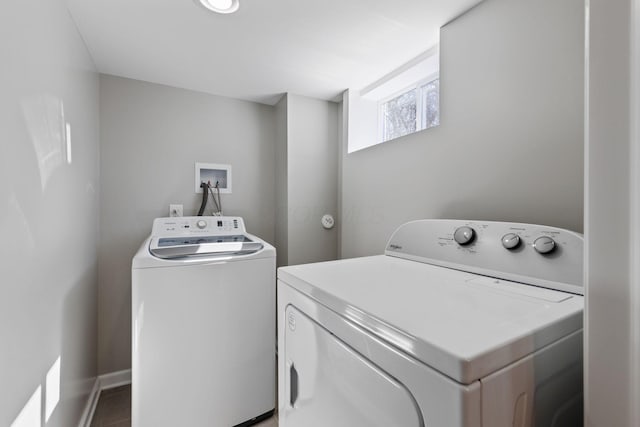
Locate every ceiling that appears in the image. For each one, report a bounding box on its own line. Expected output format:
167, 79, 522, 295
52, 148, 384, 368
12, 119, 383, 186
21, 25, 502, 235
65, 0, 482, 105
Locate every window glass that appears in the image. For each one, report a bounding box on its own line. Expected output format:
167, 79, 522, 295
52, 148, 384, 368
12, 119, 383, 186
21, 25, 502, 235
421, 79, 440, 129
380, 78, 439, 143
381, 89, 417, 142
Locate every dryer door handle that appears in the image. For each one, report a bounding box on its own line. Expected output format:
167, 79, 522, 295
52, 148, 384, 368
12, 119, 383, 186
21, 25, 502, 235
289, 363, 299, 407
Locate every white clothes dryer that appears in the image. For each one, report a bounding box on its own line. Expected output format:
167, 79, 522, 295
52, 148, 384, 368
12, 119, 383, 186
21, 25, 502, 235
132, 216, 276, 427
277, 220, 583, 427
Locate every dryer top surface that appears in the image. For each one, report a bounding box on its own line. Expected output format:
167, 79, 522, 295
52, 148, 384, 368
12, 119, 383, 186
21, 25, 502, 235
278, 255, 583, 384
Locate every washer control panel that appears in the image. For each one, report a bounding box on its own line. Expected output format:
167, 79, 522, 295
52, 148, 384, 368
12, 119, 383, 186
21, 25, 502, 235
151, 216, 246, 236
386, 220, 583, 294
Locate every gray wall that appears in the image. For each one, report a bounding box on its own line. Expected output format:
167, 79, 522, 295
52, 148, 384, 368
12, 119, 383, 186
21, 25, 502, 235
287, 94, 339, 265
0, 0, 100, 425
274, 95, 289, 267
278, 94, 339, 266
340, 0, 585, 257
585, 0, 635, 425
99, 75, 276, 373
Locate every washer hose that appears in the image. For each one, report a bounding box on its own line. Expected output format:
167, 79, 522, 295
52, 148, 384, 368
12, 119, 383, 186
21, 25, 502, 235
197, 182, 209, 216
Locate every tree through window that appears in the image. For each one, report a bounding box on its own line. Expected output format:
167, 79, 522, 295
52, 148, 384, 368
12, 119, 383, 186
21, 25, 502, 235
380, 78, 439, 142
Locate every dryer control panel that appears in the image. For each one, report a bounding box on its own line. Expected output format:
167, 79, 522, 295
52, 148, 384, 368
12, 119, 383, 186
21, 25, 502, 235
151, 216, 246, 236
385, 220, 583, 295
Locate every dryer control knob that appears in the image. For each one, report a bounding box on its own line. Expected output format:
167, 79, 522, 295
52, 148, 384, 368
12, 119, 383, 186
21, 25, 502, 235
533, 236, 556, 254
196, 220, 207, 229
453, 226, 476, 246
501, 233, 521, 250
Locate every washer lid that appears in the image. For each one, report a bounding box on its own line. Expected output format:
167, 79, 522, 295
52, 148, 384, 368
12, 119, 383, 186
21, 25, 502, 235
278, 255, 583, 385
149, 234, 263, 259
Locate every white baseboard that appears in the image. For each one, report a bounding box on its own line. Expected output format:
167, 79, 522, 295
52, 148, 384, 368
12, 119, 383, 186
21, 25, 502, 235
78, 369, 132, 427
77, 379, 100, 427
99, 369, 132, 390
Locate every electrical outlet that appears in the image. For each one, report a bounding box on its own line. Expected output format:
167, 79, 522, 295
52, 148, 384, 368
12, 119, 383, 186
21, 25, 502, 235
169, 204, 183, 217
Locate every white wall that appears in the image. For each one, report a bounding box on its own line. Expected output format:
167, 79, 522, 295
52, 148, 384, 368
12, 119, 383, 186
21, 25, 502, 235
0, 0, 100, 426
585, 0, 637, 425
285, 94, 339, 266
337, 102, 345, 259
340, 0, 585, 257
98, 75, 276, 373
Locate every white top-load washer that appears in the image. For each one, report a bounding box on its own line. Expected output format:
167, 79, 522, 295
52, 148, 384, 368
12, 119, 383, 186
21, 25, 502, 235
277, 220, 583, 427
132, 216, 276, 427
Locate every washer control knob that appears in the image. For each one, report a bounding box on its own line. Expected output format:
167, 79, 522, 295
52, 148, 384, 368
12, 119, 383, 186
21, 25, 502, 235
453, 226, 476, 246
196, 220, 207, 229
533, 236, 556, 254
501, 233, 521, 250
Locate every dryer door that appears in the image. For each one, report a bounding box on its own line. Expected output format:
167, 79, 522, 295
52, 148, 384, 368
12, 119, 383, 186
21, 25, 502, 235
282, 305, 423, 427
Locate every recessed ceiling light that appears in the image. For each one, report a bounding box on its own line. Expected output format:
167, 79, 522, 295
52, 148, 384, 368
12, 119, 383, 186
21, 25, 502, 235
197, 0, 239, 14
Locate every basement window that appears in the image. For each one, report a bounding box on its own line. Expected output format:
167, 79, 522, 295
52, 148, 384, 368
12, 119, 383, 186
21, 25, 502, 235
380, 77, 440, 142
346, 47, 440, 153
